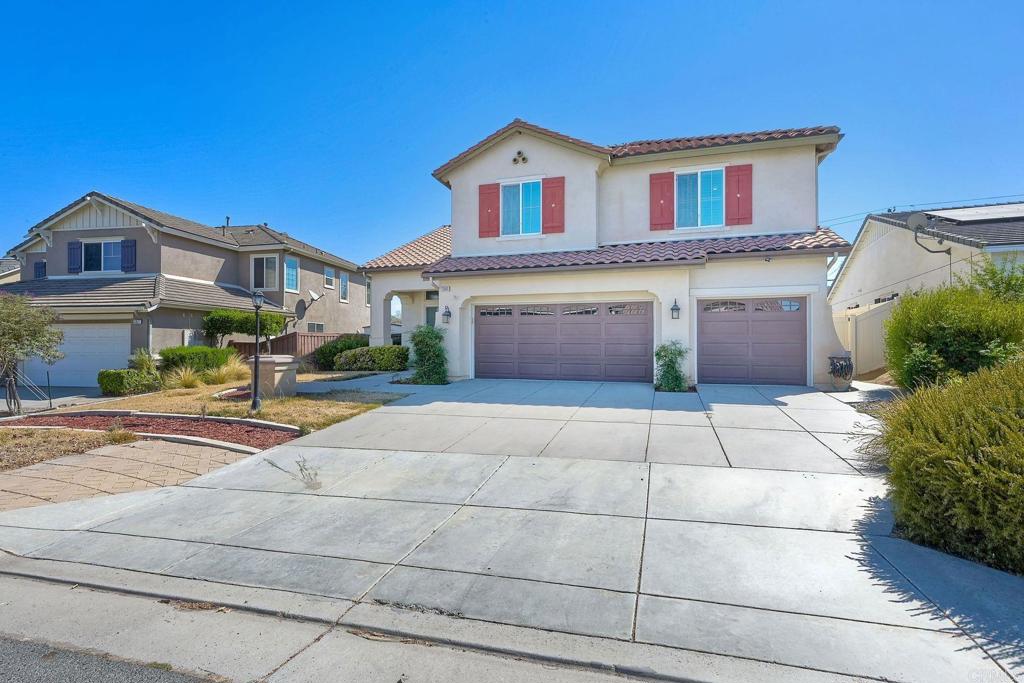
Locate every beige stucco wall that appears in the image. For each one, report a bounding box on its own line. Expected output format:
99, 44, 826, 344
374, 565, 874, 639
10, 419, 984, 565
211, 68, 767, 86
159, 233, 239, 282
423, 254, 842, 386
828, 218, 987, 311
446, 133, 821, 259
148, 308, 209, 353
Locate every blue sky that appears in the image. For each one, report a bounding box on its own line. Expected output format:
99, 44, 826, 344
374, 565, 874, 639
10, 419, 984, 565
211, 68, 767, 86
1, 1, 1021, 263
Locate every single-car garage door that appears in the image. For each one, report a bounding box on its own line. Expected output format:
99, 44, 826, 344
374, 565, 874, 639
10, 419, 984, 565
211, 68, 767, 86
23, 323, 132, 387
475, 301, 653, 382
697, 297, 807, 385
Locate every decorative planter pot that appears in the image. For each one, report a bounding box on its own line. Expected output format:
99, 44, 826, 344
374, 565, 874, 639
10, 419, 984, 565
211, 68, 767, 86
828, 355, 854, 391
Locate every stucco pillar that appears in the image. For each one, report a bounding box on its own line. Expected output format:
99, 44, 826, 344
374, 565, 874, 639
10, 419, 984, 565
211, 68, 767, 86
370, 292, 393, 346
651, 269, 693, 383
398, 293, 423, 345
437, 287, 464, 379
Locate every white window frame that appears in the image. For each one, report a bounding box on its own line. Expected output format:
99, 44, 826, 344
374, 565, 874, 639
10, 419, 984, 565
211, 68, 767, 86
499, 175, 544, 237
673, 165, 725, 230
365, 275, 371, 307
306, 322, 325, 333
324, 265, 335, 289
338, 271, 349, 303
80, 237, 124, 273
250, 253, 279, 292
284, 256, 300, 293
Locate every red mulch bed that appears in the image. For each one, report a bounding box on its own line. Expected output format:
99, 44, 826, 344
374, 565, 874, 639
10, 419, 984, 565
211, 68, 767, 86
17, 415, 295, 450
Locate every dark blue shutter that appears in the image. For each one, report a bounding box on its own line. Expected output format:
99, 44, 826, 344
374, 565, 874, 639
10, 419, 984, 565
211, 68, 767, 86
33, 261, 46, 279
67, 240, 82, 273
121, 239, 137, 272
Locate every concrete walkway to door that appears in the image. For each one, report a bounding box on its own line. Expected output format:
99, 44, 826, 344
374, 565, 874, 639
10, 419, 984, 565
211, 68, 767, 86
1, 378, 1020, 682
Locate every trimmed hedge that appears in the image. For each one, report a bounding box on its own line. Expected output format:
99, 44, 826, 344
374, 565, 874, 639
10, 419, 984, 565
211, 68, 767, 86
314, 334, 369, 369
884, 286, 1024, 388
97, 369, 161, 396
159, 345, 238, 372
335, 345, 409, 371
409, 325, 447, 385
874, 360, 1024, 573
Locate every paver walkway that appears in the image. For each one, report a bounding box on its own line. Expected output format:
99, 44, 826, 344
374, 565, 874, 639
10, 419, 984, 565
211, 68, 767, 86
0, 440, 249, 512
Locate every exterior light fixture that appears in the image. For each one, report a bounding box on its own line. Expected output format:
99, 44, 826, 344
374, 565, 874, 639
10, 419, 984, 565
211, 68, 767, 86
441, 306, 452, 324
670, 299, 680, 320
250, 291, 265, 414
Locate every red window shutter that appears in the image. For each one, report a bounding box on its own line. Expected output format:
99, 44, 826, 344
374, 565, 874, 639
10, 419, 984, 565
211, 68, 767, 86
478, 183, 500, 237
542, 176, 565, 233
726, 164, 753, 225
649, 172, 674, 230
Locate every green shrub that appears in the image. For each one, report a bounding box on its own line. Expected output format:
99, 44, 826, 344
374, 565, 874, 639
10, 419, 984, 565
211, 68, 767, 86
202, 309, 247, 346
409, 325, 447, 384
884, 286, 1024, 389
159, 345, 237, 372
334, 345, 409, 371
97, 369, 161, 396
162, 366, 205, 389
873, 360, 1024, 573
960, 255, 1024, 301
314, 334, 369, 369
127, 348, 158, 374
654, 341, 689, 392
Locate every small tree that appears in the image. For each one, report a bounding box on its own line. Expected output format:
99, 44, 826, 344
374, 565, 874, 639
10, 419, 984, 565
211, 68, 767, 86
0, 294, 64, 414
654, 341, 689, 392
202, 309, 243, 347
236, 311, 286, 352
961, 255, 1024, 301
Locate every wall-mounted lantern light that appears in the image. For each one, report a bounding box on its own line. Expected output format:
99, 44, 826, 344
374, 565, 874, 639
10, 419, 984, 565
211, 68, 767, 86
441, 306, 452, 324
670, 299, 680, 320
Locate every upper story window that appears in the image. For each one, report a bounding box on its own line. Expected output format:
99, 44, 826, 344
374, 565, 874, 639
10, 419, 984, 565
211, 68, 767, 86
501, 180, 542, 236
252, 255, 278, 290
676, 168, 724, 229
365, 276, 371, 306
324, 266, 335, 289
284, 256, 299, 292
83, 240, 121, 272
338, 272, 349, 302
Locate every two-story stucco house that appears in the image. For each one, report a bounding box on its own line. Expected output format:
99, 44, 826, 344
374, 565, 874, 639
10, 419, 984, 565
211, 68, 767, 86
2, 192, 368, 386
365, 119, 852, 386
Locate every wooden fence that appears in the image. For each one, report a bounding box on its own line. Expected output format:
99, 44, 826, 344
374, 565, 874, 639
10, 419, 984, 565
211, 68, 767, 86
229, 331, 361, 363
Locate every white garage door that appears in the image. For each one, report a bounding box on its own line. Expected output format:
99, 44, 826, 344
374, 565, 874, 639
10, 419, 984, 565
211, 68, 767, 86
23, 324, 132, 387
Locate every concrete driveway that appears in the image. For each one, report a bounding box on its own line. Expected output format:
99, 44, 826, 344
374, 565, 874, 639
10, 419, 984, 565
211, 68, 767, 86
0, 379, 1021, 683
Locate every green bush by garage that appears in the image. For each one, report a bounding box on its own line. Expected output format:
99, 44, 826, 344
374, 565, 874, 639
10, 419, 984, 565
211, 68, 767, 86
314, 334, 369, 369
335, 345, 409, 371
884, 286, 1024, 388
97, 369, 161, 396
874, 360, 1024, 574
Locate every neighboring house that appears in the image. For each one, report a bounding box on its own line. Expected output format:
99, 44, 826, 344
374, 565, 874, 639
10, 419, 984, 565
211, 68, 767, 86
365, 119, 851, 386
828, 202, 1024, 374
1, 192, 368, 386
0, 258, 19, 284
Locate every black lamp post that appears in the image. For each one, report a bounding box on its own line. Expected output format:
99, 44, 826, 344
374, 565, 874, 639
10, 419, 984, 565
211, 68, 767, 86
250, 291, 264, 414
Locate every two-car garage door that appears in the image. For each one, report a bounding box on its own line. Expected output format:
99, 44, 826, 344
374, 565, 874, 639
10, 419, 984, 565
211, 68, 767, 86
23, 324, 131, 387
475, 301, 653, 382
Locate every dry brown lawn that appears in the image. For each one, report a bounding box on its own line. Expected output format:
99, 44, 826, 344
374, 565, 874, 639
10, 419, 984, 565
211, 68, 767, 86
0, 428, 136, 471
66, 382, 404, 433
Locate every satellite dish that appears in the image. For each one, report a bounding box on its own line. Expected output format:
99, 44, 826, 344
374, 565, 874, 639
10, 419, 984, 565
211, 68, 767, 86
308, 290, 323, 302
906, 212, 930, 231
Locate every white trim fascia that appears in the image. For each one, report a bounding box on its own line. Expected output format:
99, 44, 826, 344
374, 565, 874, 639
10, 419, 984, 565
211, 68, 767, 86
284, 255, 300, 294
496, 234, 546, 242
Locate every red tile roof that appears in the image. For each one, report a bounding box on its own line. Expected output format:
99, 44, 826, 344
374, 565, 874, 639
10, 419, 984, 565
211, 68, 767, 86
432, 120, 841, 182
363, 225, 453, 270
609, 126, 841, 158
423, 228, 849, 276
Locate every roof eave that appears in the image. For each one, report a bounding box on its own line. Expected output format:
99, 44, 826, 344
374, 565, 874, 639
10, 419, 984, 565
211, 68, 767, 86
610, 133, 842, 166
423, 258, 708, 278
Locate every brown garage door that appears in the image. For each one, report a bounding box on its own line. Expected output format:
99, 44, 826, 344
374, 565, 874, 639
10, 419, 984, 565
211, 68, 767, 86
475, 302, 653, 382
697, 297, 807, 385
